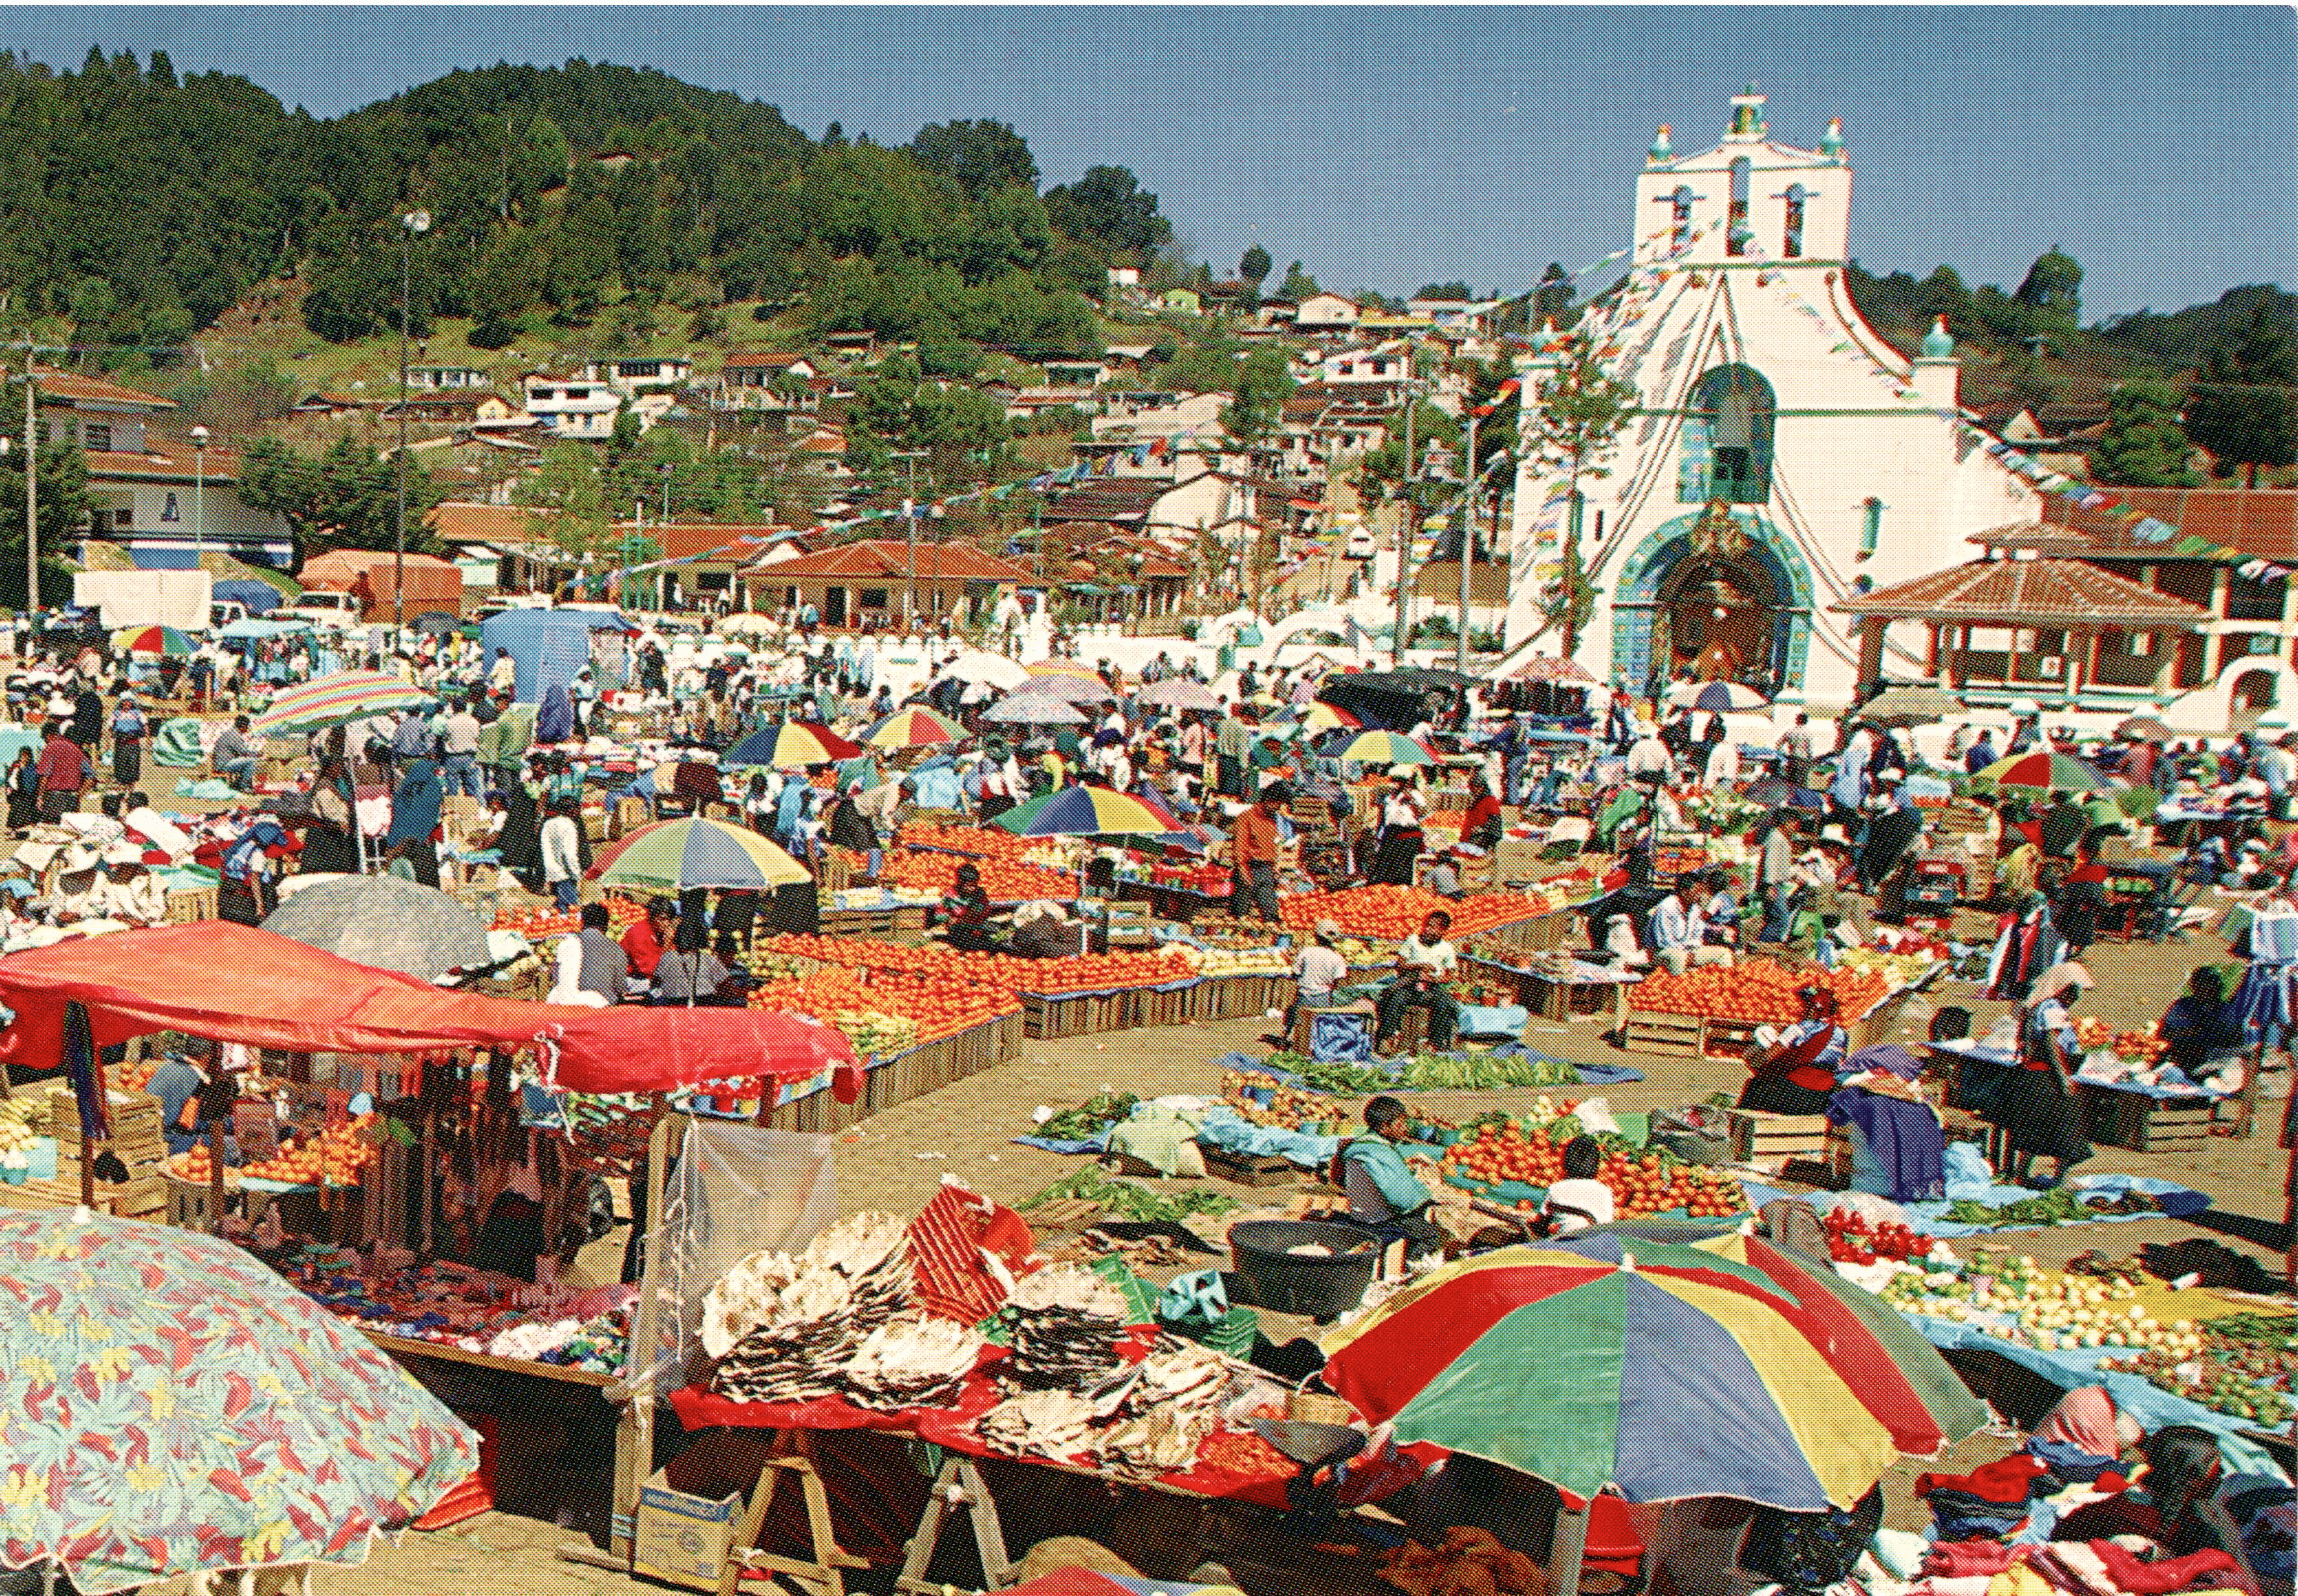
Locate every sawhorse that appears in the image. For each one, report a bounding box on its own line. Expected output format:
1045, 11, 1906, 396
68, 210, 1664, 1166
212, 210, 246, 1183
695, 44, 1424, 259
894, 1457, 1013, 1593
717, 1453, 868, 1596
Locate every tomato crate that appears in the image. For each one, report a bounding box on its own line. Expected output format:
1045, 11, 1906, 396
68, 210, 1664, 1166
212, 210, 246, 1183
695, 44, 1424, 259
1724, 1110, 1833, 1170
1622, 1013, 1705, 1058
1022, 990, 1115, 1039
1128, 981, 1199, 1030
1702, 1017, 1763, 1062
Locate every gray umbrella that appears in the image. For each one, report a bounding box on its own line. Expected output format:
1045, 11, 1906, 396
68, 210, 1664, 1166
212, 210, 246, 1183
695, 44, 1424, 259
1005, 672, 1116, 704
260, 874, 493, 981
982, 693, 1087, 725
1861, 685, 1960, 727
1135, 678, 1222, 713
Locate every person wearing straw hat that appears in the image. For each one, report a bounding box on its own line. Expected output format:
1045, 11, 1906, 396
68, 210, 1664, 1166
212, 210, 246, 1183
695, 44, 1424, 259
2003, 961, 2096, 1187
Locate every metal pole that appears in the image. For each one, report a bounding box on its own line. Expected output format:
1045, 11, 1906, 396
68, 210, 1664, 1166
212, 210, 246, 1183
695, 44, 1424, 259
1392, 342, 1415, 665
1458, 409, 1478, 674
21, 346, 36, 616
395, 229, 410, 629
191, 429, 207, 572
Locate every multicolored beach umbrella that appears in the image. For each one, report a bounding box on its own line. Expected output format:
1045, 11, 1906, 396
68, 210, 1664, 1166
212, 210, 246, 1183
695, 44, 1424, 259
111, 624, 196, 657
1318, 1243, 1900, 1511
990, 784, 1185, 838
247, 670, 430, 737
1323, 728, 1439, 766
1973, 749, 2109, 793
863, 705, 965, 750
723, 721, 863, 768
586, 816, 812, 890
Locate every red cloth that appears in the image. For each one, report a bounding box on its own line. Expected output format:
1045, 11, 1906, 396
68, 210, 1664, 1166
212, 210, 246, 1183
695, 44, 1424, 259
1915, 1453, 2049, 1505
620, 918, 668, 978
0, 922, 853, 1093
1920, 1539, 2022, 1576
2083, 1541, 2237, 1593
1460, 794, 1502, 840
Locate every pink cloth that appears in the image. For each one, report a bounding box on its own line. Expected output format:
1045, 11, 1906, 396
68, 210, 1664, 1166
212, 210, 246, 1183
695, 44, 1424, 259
1922, 1541, 2024, 1577
2034, 1386, 2120, 1458
2084, 1541, 2240, 1594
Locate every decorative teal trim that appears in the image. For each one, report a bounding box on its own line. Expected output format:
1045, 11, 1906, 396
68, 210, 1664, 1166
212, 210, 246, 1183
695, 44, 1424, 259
1609, 508, 1815, 693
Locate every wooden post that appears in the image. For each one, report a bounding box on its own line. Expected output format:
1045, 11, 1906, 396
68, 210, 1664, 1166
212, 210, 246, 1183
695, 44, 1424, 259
208, 1119, 227, 1235
77, 1110, 95, 1209
1855, 618, 1886, 693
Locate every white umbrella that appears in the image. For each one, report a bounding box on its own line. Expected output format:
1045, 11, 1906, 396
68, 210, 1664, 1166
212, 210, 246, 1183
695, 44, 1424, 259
1137, 678, 1222, 713
1007, 672, 1115, 704
941, 650, 1031, 689
983, 694, 1087, 724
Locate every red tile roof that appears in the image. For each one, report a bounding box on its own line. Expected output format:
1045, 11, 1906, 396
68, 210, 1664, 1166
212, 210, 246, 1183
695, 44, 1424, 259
429, 502, 553, 543
32, 368, 174, 409
753, 539, 1032, 583
83, 439, 243, 484
1834, 557, 2210, 625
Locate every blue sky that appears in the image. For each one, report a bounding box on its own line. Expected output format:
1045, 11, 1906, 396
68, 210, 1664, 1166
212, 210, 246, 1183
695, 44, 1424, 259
6, 7, 2292, 318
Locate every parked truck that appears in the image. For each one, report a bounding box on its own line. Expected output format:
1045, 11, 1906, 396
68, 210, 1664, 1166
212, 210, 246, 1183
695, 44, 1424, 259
72, 570, 214, 631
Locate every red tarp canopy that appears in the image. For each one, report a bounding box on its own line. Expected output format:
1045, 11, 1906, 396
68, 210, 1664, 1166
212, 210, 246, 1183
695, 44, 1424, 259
0, 924, 855, 1095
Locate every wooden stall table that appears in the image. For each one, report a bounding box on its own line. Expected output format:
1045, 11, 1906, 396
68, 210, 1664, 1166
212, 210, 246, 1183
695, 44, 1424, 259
1922, 1038, 2226, 1153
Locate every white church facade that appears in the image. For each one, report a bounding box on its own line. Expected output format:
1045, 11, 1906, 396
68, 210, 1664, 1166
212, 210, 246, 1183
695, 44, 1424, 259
1504, 90, 2041, 708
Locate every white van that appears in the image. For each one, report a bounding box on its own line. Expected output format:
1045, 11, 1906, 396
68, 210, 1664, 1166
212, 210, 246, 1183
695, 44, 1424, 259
281, 590, 362, 629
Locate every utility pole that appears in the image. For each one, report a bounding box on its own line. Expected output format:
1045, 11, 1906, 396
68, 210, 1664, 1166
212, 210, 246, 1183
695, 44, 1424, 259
891, 448, 926, 627
20, 343, 36, 615
395, 209, 432, 630
1392, 340, 1415, 665
1458, 408, 1478, 674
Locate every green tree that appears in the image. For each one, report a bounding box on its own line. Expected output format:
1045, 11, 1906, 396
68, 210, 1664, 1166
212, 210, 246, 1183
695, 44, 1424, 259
1218, 347, 1294, 449
0, 418, 88, 608
2014, 247, 2083, 327
2185, 301, 2298, 487
516, 441, 615, 564
237, 435, 440, 568
1531, 262, 1573, 325
907, 118, 1038, 197
2092, 380, 2198, 488
1277, 261, 1318, 301
1043, 165, 1170, 256
1521, 331, 1635, 654
1239, 243, 1272, 294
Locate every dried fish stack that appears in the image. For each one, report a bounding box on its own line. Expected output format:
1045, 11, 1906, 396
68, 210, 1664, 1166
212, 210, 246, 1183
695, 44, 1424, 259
1003, 1263, 1129, 1390
1096, 1342, 1236, 1480
710, 1314, 860, 1405
976, 1388, 1097, 1461
803, 1210, 915, 1324
844, 1317, 986, 1411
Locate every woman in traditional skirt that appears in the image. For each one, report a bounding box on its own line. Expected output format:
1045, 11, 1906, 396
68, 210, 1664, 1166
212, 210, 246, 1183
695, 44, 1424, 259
2004, 961, 2095, 1187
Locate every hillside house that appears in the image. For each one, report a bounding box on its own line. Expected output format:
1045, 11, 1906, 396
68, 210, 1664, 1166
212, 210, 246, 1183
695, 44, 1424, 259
579, 357, 694, 394
749, 538, 1031, 629
1159, 288, 1202, 317
716, 352, 822, 411
522, 373, 624, 439
1293, 292, 1361, 333
406, 365, 491, 392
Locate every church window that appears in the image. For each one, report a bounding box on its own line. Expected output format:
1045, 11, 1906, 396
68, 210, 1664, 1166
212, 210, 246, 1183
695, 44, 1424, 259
1678, 365, 1775, 504
1727, 160, 1751, 256
1859, 497, 1883, 556
1784, 186, 1807, 258
1669, 186, 1693, 252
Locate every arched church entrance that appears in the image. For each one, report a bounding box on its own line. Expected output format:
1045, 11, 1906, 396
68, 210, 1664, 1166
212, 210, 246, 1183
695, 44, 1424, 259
1610, 501, 1815, 698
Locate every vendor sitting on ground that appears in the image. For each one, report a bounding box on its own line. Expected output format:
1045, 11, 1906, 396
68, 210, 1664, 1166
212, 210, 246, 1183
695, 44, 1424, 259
1336, 1095, 1445, 1258
1736, 981, 1849, 1116
935, 860, 998, 952
2159, 965, 2247, 1086
1376, 909, 1460, 1053
1294, 917, 1349, 1008
1534, 1135, 1616, 1237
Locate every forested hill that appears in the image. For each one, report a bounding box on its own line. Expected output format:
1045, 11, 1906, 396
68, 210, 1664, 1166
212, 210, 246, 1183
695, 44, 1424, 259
0, 50, 1168, 363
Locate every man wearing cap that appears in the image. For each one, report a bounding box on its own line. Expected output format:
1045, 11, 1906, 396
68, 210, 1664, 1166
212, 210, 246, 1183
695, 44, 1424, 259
1230, 784, 1288, 924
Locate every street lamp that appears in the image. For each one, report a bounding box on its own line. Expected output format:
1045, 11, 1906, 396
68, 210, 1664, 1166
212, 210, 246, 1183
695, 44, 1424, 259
890, 448, 926, 627
189, 425, 208, 570
394, 208, 432, 629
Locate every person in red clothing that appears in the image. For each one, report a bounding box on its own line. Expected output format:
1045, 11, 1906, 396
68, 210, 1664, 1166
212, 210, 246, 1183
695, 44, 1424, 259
620, 896, 678, 995
34, 722, 89, 823
1230, 783, 1286, 923
1458, 770, 1502, 851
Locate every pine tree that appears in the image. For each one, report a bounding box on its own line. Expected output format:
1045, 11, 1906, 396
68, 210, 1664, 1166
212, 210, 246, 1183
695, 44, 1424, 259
2092, 380, 2196, 488
2185, 301, 2298, 487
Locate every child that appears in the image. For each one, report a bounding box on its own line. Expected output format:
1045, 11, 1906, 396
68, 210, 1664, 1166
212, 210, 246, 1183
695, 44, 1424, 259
1536, 1136, 1616, 1236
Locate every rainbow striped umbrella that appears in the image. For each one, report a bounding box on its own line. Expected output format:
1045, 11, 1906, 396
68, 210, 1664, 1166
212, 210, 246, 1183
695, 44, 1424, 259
990, 784, 1185, 838
587, 817, 812, 891
248, 670, 430, 737
1973, 749, 2109, 793
1319, 1243, 1900, 1511
110, 624, 195, 657
723, 721, 863, 768
864, 705, 965, 750
1278, 701, 1360, 734
1323, 728, 1440, 766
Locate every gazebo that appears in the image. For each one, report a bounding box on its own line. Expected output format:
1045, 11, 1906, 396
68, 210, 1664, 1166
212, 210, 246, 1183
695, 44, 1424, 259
1834, 557, 2210, 700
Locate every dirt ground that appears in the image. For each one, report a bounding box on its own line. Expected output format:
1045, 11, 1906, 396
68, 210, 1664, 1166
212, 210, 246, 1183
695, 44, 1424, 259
324, 906, 2292, 1596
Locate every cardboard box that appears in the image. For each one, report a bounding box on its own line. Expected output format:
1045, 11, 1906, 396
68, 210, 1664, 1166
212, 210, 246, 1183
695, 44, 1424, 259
633, 1470, 746, 1592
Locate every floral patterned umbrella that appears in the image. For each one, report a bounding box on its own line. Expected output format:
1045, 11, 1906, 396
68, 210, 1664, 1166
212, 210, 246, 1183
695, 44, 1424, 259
0, 1211, 478, 1593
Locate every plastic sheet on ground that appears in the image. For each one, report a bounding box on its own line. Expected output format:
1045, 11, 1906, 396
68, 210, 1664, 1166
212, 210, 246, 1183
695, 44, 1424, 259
1814, 1174, 2212, 1238
1191, 1107, 1343, 1168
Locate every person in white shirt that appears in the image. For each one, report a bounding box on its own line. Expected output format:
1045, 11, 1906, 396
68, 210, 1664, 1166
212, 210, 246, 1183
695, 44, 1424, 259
1376, 909, 1460, 1051
1626, 724, 1672, 785
1293, 917, 1350, 1006
1646, 881, 1707, 975
1536, 1135, 1617, 1236
538, 799, 583, 911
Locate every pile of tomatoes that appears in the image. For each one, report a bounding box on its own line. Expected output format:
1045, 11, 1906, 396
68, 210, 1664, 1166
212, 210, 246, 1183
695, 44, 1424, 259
493, 898, 645, 941
1146, 860, 1233, 894
171, 1116, 380, 1189
881, 849, 1079, 903
741, 960, 1020, 1043
1439, 1116, 1747, 1220
758, 933, 1195, 1002
1279, 885, 1541, 939
1822, 1209, 1937, 1265
1627, 959, 1890, 1024
894, 822, 1034, 859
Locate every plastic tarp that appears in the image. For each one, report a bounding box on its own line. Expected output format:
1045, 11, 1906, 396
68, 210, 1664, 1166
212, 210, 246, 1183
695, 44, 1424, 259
212, 578, 281, 616
0, 922, 855, 1094
480, 609, 598, 704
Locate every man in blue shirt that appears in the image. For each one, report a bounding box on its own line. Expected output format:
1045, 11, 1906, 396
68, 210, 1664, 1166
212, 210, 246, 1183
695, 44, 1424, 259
1964, 728, 1997, 775
1338, 1095, 1443, 1258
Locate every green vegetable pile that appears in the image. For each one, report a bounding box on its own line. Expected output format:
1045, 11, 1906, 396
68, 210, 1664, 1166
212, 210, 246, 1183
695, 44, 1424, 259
1024, 1164, 1241, 1224
1400, 1051, 1581, 1090
1942, 1187, 2090, 1229
1269, 1051, 1392, 1094
1038, 1092, 1139, 1140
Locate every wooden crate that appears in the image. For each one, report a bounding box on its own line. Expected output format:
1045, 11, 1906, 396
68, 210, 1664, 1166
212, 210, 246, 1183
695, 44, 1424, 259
165, 885, 219, 924
0, 1176, 116, 1213
1494, 837, 1550, 884
51, 1086, 164, 1146
166, 1174, 226, 1231
820, 906, 902, 940
1128, 982, 1198, 1030
1022, 991, 1115, 1039
1622, 1012, 1704, 1058
1702, 1017, 1762, 1062
1725, 1110, 1833, 1172
1197, 1141, 1303, 1188
2081, 1088, 2216, 1155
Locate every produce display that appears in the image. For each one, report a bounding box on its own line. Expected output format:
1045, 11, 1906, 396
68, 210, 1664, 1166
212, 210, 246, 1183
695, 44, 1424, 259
760, 934, 1196, 1000
1437, 1109, 1747, 1219
0, 1093, 49, 1153
895, 821, 1035, 859
171, 1116, 381, 1188
1172, 942, 1290, 978
492, 897, 646, 941
2073, 1017, 2170, 1064
1823, 1209, 1941, 1265
1835, 932, 1949, 990
2098, 1340, 2294, 1426
881, 848, 1078, 903
739, 949, 1016, 1046
1279, 885, 1547, 940
1219, 1069, 1354, 1133
1137, 860, 1231, 895
1627, 958, 1892, 1023
1027, 1164, 1241, 1225
1039, 1092, 1139, 1141
1939, 1186, 2163, 1230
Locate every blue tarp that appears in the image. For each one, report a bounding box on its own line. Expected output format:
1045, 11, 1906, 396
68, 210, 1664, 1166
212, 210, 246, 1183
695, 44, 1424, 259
219, 617, 312, 642
1817, 1174, 2212, 1237
480, 609, 598, 704
214, 578, 281, 616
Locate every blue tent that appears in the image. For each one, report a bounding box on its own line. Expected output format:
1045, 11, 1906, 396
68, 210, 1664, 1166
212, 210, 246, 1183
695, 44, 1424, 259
480, 609, 598, 704
213, 579, 281, 616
